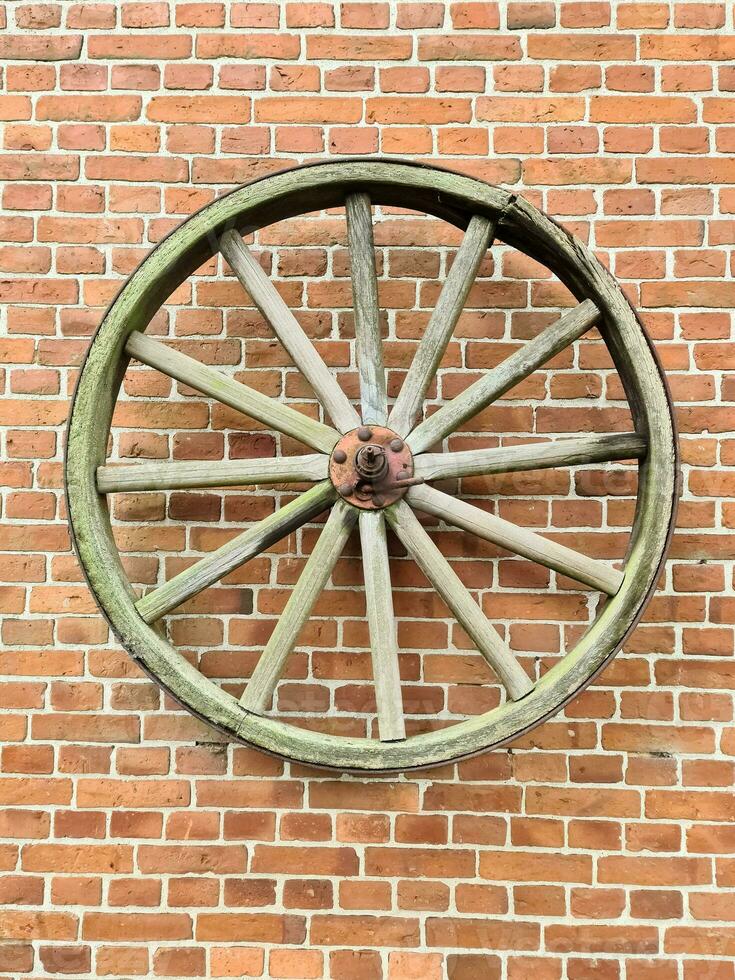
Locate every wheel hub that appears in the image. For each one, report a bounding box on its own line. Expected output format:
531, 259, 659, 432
329, 425, 418, 509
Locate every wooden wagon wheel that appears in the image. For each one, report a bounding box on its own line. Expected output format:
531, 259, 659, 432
66, 160, 678, 772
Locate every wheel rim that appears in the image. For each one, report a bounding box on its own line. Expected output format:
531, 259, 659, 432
65, 159, 679, 772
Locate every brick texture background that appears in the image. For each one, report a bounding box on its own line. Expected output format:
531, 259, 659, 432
2, 2, 735, 978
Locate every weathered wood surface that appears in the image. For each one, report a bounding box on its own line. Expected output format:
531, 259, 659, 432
408, 299, 601, 454
97, 454, 329, 493
126, 331, 339, 454
346, 192, 387, 426
136, 481, 336, 623
220, 229, 360, 433
359, 510, 406, 742
389, 214, 495, 437
415, 432, 646, 482
408, 483, 624, 595
241, 500, 357, 713
386, 500, 533, 700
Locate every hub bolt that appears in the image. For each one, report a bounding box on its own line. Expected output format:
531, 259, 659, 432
333, 448, 347, 464
389, 438, 404, 452
357, 426, 373, 441
338, 481, 354, 496
355, 444, 388, 481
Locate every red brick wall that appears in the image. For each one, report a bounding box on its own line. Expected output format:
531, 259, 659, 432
1, 2, 734, 978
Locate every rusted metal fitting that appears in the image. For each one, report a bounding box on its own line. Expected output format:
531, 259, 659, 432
329, 425, 416, 510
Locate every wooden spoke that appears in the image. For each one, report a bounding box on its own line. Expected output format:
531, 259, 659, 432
408, 299, 601, 454
359, 511, 406, 742
126, 331, 339, 455
241, 500, 358, 714
220, 230, 360, 433
386, 500, 533, 701
346, 193, 387, 426
389, 214, 496, 437
97, 454, 328, 493
136, 481, 336, 624
415, 432, 646, 483
409, 483, 623, 596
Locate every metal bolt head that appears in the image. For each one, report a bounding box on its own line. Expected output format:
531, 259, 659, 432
372, 494, 385, 508
389, 438, 404, 452
338, 481, 354, 496
333, 448, 347, 464
357, 426, 373, 442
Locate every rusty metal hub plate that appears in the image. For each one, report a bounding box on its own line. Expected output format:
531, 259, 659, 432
329, 425, 415, 510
